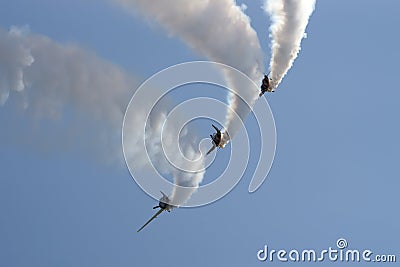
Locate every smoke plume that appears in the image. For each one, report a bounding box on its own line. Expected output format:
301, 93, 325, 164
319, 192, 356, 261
113, 0, 265, 140
0, 26, 204, 206
265, 0, 316, 89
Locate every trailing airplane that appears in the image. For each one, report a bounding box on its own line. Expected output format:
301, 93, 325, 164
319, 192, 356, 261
137, 191, 174, 232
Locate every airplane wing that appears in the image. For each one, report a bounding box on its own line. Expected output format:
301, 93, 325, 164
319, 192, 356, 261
206, 145, 216, 155
212, 124, 221, 134
137, 208, 164, 232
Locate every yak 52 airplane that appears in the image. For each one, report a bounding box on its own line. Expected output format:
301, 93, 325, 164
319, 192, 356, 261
259, 74, 275, 96
206, 124, 230, 155
137, 191, 174, 232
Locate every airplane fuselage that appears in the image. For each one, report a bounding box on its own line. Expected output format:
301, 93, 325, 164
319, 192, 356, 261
152, 192, 173, 212
159, 200, 169, 210
211, 133, 222, 147
259, 75, 274, 96
206, 124, 230, 155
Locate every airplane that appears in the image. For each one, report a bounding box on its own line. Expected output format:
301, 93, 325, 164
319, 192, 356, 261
206, 124, 230, 155
259, 73, 275, 96
137, 191, 174, 232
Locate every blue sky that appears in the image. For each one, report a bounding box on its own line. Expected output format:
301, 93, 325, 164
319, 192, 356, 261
1, 0, 399, 266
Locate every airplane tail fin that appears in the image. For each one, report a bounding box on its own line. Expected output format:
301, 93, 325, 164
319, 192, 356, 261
212, 124, 220, 132
160, 191, 170, 203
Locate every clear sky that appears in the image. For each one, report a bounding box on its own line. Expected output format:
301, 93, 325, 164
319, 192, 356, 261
0, 0, 399, 266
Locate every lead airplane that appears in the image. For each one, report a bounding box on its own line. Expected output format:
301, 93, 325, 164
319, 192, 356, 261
137, 191, 174, 232
259, 74, 275, 96
206, 124, 230, 155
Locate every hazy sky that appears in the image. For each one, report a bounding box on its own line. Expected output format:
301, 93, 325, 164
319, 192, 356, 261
1, 0, 399, 266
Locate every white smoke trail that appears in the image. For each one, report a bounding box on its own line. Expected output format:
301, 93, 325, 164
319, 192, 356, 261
265, 0, 316, 90
0, 26, 131, 162
112, 0, 264, 140
0, 26, 204, 206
